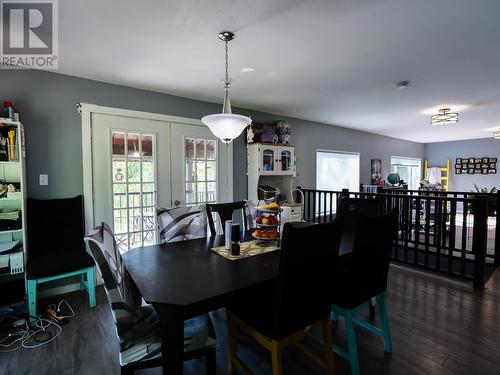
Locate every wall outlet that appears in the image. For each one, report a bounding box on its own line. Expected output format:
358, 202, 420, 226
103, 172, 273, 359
39, 174, 48, 186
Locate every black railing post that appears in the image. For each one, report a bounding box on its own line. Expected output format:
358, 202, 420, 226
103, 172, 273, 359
494, 191, 500, 266
472, 195, 488, 289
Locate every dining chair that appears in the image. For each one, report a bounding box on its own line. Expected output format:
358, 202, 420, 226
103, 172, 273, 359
156, 205, 208, 243
338, 196, 380, 216
226, 220, 343, 375
206, 201, 249, 236
84, 222, 217, 375
26, 195, 96, 323
330, 212, 397, 375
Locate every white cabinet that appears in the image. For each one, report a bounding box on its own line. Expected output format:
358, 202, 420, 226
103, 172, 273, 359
247, 143, 296, 201
254, 144, 295, 176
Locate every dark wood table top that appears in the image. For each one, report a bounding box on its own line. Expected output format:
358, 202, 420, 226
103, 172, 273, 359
122, 232, 281, 307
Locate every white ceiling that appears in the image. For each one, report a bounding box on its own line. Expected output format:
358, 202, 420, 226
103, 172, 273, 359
58, 0, 500, 143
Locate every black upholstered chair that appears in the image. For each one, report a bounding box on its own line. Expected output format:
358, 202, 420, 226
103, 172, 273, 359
26, 196, 95, 322
338, 196, 380, 216
206, 201, 249, 236
227, 220, 343, 375
85, 222, 217, 375
331, 211, 397, 375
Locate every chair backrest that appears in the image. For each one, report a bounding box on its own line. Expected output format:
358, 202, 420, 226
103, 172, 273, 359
84, 222, 141, 310
27, 195, 85, 257
338, 196, 380, 216
273, 220, 342, 338
346, 211, 397, 293
156, 205, 207, 243
206, 201, 249, 236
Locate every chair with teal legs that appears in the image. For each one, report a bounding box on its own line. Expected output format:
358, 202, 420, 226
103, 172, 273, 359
331, 211, 397, 375
26, 196, 96, 323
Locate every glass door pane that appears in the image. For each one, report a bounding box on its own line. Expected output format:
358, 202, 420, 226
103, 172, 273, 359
184, 137, 217, 205
280, 150, 292, 172
111, 130, 156, 251
262, 148, 275, 172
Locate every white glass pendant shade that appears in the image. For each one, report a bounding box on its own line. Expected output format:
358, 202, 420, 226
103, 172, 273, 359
202, 31, 251, 143
202, 113, 251, 144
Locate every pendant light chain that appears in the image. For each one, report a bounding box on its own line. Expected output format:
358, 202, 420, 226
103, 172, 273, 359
224, 40, 229, 86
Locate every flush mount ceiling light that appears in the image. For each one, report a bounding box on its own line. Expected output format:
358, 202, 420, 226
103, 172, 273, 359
494, 129, 500, 139
431, 108, 458, 125
201, 31, 251, 144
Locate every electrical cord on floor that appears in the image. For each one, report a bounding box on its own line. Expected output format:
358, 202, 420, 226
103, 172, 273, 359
0, 299, 74, 352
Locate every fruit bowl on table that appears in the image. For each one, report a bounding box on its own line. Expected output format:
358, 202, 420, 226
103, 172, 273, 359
252, 230, 280, 241
256, 223, 279, 228
252, 233, 279, 241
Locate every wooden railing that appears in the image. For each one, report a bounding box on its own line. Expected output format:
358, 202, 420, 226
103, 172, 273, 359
296, 187, 499, 289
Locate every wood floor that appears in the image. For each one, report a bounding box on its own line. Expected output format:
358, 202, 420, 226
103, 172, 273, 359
2, 264, 500, 375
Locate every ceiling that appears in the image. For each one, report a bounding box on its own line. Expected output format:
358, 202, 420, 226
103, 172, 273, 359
58, 0, 500, 143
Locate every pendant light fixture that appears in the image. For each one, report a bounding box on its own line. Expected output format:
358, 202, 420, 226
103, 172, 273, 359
201, 31, 251, 143
494, 129, 500, 139
431, 108, 458, 125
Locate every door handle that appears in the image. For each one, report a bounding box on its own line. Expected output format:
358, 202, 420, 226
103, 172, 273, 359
174, 200, 181, 206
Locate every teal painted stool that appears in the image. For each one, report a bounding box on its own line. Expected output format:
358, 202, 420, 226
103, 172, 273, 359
331, 292, 392, 375
27, 266, 96, 323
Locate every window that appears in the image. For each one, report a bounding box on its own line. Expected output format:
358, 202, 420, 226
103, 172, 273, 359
390, 156, 421, 190
111, 131, 156, 251
316, 150, 360, 214
185, 138, 217, 205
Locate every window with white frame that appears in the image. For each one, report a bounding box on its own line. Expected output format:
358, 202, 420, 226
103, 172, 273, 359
316, 150, 360, 214
390, 156, 421, 190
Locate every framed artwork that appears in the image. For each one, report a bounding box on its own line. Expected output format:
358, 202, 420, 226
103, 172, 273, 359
455, 157, 497, 175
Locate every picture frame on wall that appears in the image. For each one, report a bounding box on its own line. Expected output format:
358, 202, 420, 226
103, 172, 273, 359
482, 169, 488, 175
491, 158, 497, 163
468, 168, 474, 174
482, 157, 489, 164
490, 162, 496, 169
456, 168, 462, 174
489, 169, 497, 174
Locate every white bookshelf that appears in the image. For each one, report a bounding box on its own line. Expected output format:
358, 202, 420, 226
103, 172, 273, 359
0, 119, 27, 285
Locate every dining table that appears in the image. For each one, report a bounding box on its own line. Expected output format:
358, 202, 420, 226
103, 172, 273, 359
122, 231, 281, 375
122, 219, 349, 375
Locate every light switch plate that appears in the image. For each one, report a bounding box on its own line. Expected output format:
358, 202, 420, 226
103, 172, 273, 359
39, 174, 48, 186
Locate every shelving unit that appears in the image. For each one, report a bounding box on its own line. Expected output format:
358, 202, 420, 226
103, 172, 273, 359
0, 119, 27, 293
252, 207, 281, 244
247, 143, 296, 201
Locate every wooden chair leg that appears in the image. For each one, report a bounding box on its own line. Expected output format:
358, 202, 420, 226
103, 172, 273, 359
345, 311, 360, 375
86, 267, 96, 308
227, 313, 238, 374
27, 279, 37, 324
80, 273, 86, 291
206, 348, 216, 375
322, 318, 335, 375
270, 341, 283, 375
376, 292, 392, 353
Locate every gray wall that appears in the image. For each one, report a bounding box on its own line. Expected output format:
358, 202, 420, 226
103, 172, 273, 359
425, 138, 500, 192
0, 70, 424, 202
290, 119, 424, 189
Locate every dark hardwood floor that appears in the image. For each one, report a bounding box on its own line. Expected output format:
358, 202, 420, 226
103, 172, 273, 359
2, 264, 500, 375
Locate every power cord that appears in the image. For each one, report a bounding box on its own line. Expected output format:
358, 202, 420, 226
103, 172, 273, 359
0, 299, 74, 352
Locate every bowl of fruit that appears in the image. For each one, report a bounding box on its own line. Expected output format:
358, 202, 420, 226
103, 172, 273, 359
257, 202, 281, 213
255, 215, 279, 227
252, 229, 280, 241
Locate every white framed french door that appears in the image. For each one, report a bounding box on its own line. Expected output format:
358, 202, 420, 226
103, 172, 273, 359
92, 113, 171, 251
81, 104, 233, 251
171, 123, 231, 208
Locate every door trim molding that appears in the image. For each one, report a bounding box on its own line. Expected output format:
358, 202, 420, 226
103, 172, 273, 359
81, 103, 233, 231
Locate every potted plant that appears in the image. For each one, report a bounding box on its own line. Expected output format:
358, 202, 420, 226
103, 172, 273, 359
468, 184, 498, 216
